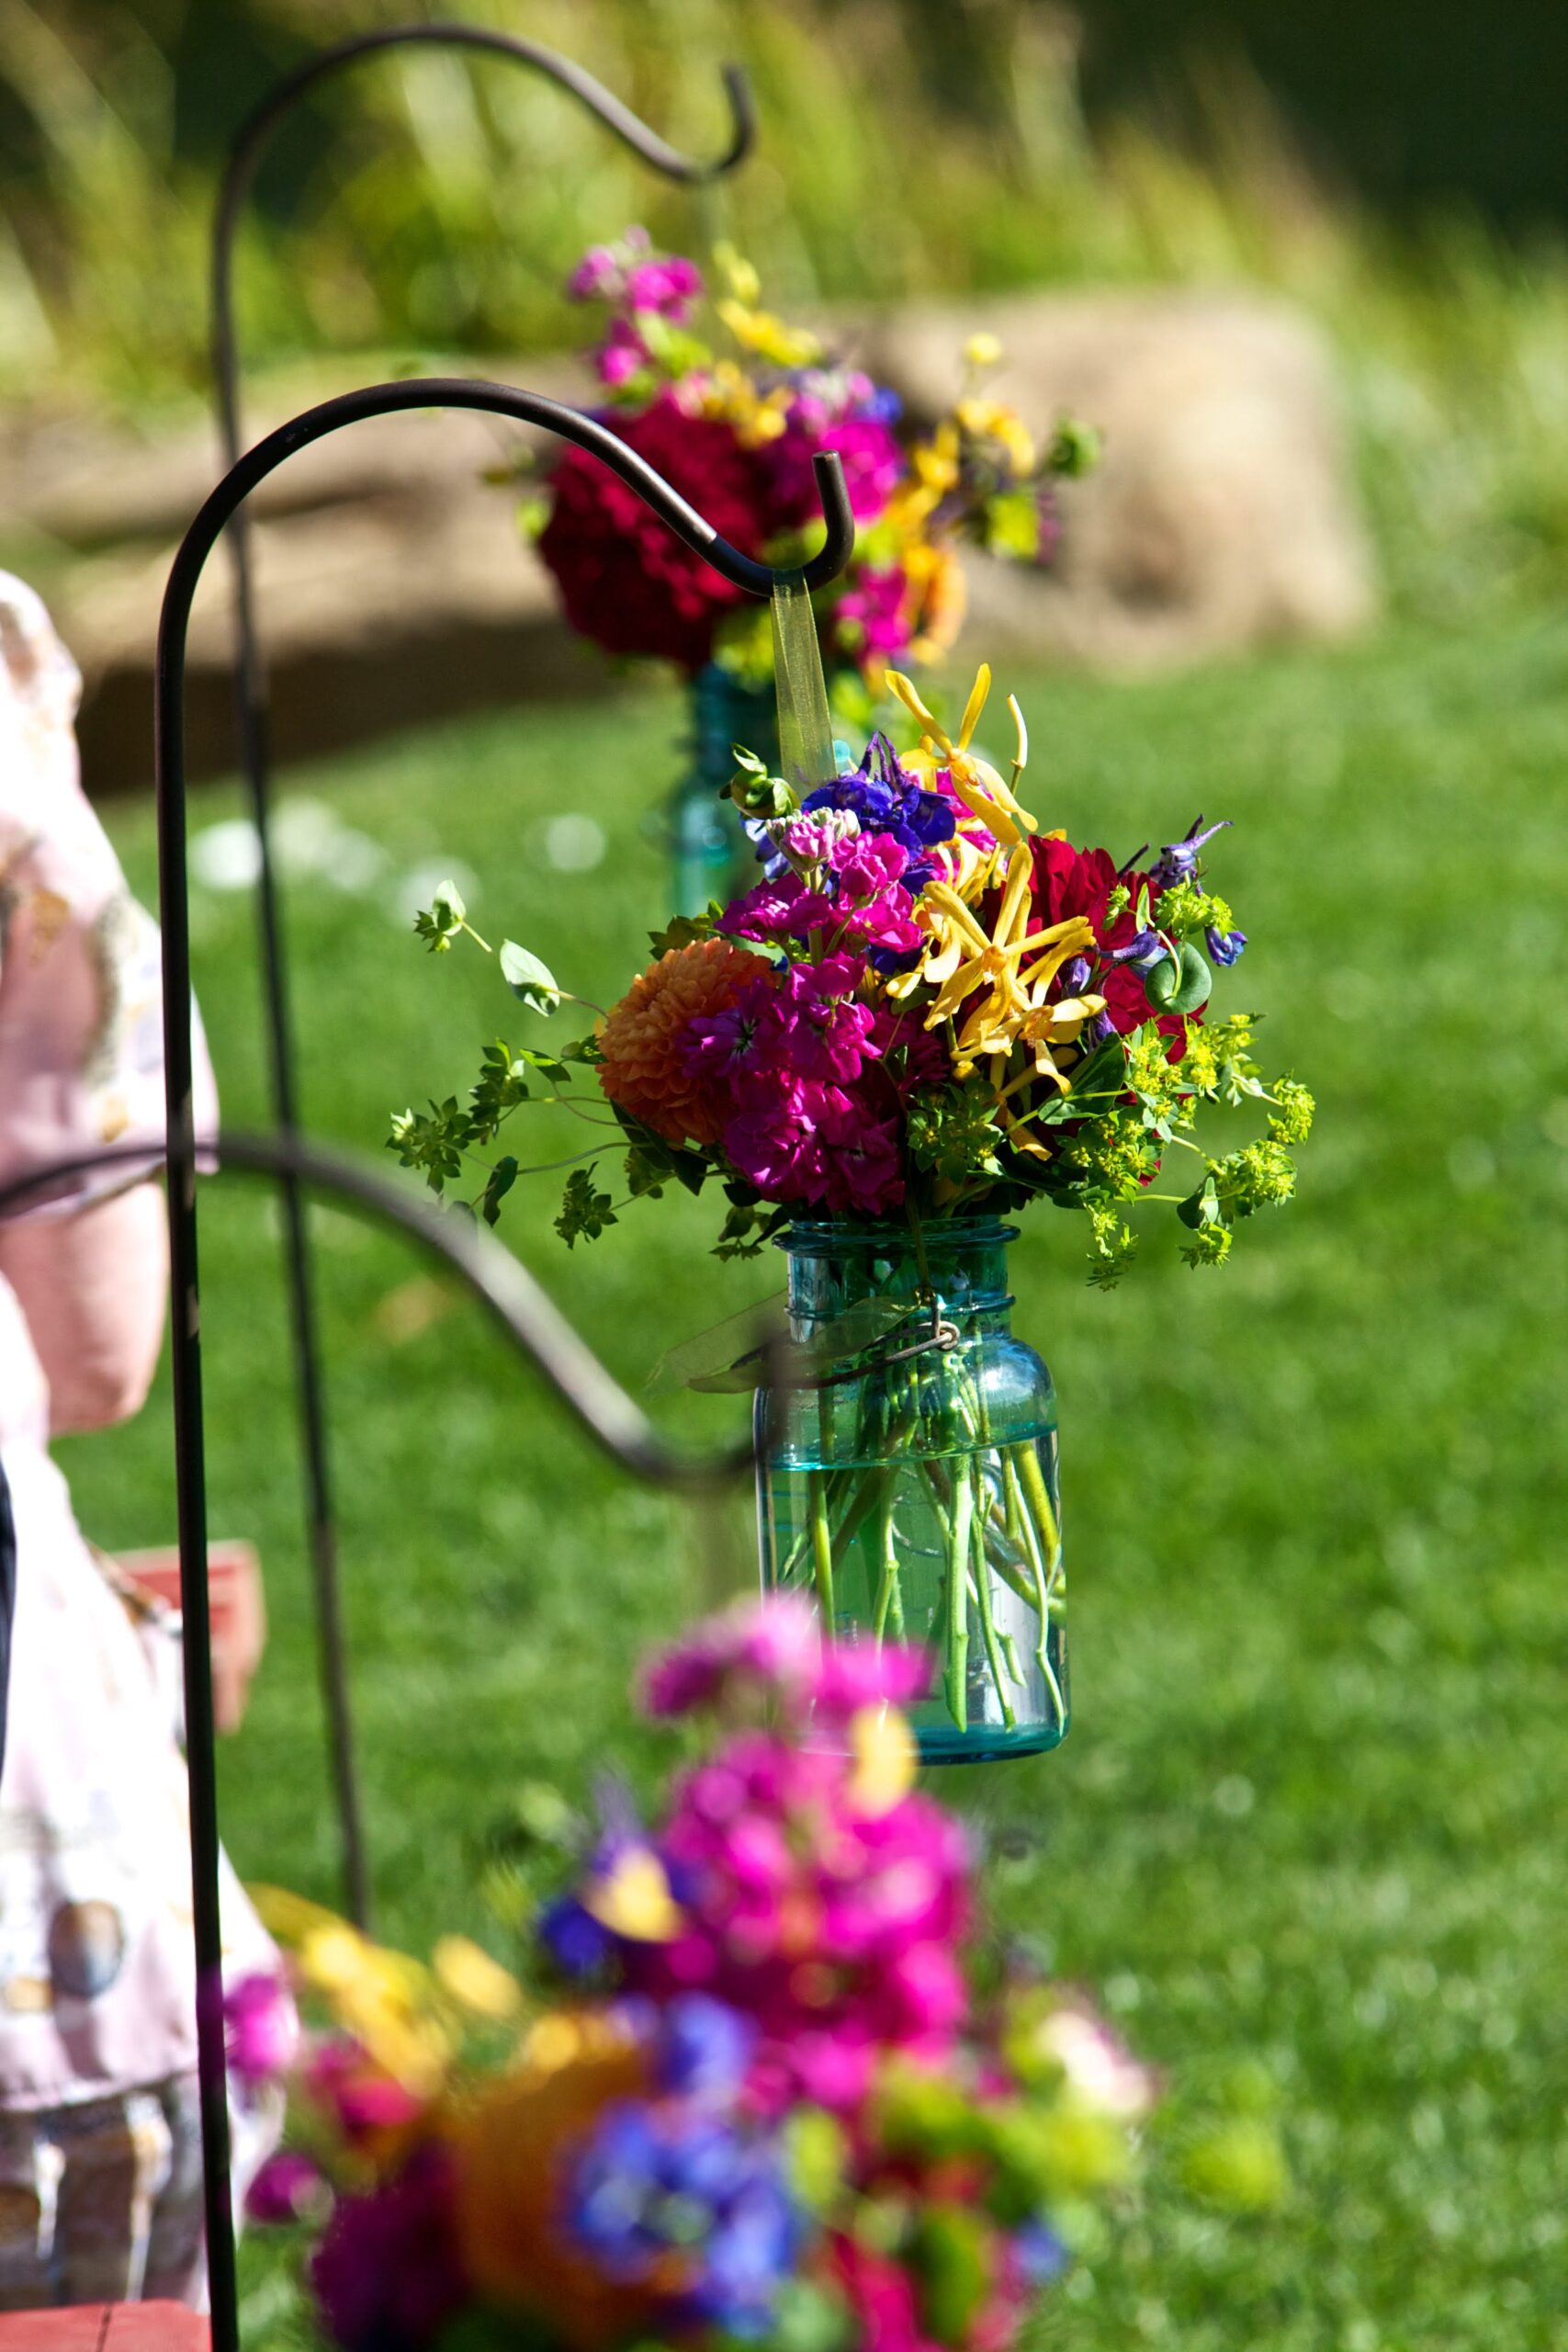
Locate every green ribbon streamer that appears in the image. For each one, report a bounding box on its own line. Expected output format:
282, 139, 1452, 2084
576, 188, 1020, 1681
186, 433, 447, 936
770, 576, 836, 796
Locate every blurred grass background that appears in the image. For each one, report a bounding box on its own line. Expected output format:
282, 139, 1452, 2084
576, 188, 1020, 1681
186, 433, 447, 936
2, 0, 1567, 623
57, 613, 1568, 2348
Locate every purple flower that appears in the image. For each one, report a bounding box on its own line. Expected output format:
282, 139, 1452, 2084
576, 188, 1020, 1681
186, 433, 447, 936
805, 735, 954, 880
310, 2148, 465, 2351
681, 978, 783, 1083
1015, 2217, 1068, 2284
1206, 925, 1247, 967
1062, 955, 1092, 993
1148, 814, 1231, 893
658, 1995, 756, 2100
566, 2099, 797, 2338
245, 2150, 327, 2227
1109, 926, 1168, 975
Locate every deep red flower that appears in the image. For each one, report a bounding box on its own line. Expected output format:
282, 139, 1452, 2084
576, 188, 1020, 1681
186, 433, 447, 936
537, 393, 776, 671
1024, 835, 1196, 1057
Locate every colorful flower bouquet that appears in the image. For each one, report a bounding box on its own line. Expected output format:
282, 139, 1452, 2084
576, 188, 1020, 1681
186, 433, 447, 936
509, 228, 1092, 908
243, 1599, 1156, 2350
390, 659, 1311, 1758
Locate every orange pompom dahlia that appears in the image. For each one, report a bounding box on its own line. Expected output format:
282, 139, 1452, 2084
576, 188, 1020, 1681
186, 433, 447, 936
598, 938, 768, 1147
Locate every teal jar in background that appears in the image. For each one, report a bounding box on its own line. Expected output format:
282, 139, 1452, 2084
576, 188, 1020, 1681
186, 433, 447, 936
668, 662, 778, 916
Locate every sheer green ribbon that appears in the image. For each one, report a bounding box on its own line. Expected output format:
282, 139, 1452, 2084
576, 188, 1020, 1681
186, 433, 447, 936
770, 576, 835, 796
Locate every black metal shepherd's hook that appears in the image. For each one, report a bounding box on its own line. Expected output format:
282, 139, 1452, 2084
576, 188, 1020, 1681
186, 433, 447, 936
0, 1124, 765, 2352
156, 379, 848, 2346
210, 28, 755, 1944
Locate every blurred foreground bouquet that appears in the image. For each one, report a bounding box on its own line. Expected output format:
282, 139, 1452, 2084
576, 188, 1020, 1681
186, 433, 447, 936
245, 1598, 1154, 2351
516, 229, 1090, 689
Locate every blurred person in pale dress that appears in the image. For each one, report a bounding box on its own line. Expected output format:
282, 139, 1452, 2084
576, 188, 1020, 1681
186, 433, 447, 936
0, 572, 283, 2309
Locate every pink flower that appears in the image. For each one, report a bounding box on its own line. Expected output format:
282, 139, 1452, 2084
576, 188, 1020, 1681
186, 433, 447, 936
780, 957, 880, 1084
818, 1087, 905, 1214
831, 564, 914, 664
830, 829, 910, 899
642, 1594, 820, 1718
766, 414, 904, 526
779, 809, 859, 870
224, 1971, 299, 2087
830, 2233, 944, 2352
568, 241, 628, 300
622, 1723, 972, 2109
722, 873, 836, 944
624, 254, 703, 318
723, 1080, 829, 1200
595, 315, 651, 387
813, 1637, 931, 1721
306, 2039, 424, 2148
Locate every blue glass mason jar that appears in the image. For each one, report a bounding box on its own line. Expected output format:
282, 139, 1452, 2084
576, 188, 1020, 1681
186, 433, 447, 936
668, 662, 779, 917
756, 1217, 1067, 1764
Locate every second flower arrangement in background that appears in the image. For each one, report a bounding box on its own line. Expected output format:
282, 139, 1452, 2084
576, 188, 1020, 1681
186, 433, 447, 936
502, 228, 1094, 909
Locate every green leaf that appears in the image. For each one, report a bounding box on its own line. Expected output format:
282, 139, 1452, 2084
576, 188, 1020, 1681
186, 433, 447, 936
1146, 941, 1213, 1016
498, 940, 561, 1014
648, 911, 718, 956
479, 1156, 519, 1227
554, 1165, 616, 1248
412, 878, 467, 953
1178, 1174, 1221, 1231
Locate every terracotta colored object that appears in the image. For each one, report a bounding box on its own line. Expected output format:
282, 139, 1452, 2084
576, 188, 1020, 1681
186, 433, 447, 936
118, 1541, 266, 1734
0, 2308, 208, 2346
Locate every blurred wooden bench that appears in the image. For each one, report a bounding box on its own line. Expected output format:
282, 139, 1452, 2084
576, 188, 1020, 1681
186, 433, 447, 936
0, 2308, 208, 2345
114, 1541, 266, 1736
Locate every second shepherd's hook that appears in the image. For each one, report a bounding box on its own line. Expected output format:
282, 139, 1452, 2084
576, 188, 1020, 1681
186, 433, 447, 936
208, 24, 758, 1941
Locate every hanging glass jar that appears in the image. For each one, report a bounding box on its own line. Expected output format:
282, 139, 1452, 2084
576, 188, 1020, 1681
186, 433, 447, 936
668, 662, 779, 917
757, 1217, 1066, 1764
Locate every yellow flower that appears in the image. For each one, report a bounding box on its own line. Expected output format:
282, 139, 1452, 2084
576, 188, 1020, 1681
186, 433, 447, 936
579, 1846, 683, 1943
433, 1936, 525, 2024
964, 331, 1004, 370
846, 1705, 917, 1815
886, 662, 1036, 854
716, 295, 822, 370
904, 542, 968, 667
956, 394, 1036, 479
294, 1919, 455, 2094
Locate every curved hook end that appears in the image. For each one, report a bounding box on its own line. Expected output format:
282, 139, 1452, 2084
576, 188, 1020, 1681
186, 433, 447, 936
801, 451, 856, 592
716, 62, 759, 174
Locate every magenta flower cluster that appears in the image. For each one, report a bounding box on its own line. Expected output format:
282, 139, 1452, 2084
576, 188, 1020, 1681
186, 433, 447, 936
672, 822, 948, 1215
574, 1599, 971, 2114
568, 226, 704, 387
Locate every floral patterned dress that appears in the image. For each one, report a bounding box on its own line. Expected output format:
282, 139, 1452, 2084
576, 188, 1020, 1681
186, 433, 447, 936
0, 571, 278, 2308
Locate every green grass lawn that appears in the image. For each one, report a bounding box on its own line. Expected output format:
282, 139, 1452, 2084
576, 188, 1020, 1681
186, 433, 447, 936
62, 612, 1567, 2349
